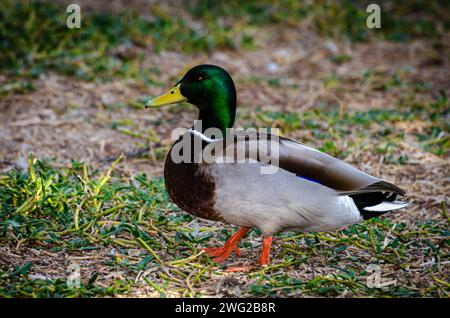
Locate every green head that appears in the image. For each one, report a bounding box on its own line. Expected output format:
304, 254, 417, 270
146, 64, 236, 134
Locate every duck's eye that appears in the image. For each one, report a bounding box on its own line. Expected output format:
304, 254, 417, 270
197, 75, 204, 81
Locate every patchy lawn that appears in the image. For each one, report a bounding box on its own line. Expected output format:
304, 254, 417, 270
0, 0, 449, 297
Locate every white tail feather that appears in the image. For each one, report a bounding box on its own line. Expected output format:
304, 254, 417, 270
363, 200, 409, 212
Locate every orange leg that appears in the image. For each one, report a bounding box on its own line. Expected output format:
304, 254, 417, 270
259, 236, 273, 266
202, 227, 250, 263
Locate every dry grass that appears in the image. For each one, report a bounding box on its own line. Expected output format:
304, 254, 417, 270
0, 0, 449, 297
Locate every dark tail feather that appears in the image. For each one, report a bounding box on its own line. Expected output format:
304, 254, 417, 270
339, 181, 406, 196
350, 191, 409, 220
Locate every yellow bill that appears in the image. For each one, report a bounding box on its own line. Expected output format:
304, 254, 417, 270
145, 84, 187, 108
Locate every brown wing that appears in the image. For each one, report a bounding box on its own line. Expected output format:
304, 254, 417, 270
277, 136, 405, 194
212, 132, 405, 195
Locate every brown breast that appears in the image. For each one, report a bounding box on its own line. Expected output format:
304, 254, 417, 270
163, 137, 224, 222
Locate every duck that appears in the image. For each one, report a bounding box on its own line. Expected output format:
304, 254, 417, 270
145, 64, 408, 267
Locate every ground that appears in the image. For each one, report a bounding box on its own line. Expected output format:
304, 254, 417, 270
0, 0, 449, 297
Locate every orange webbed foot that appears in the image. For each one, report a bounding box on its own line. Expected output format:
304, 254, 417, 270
201, 227, 250, 263
201, 244, 240, 258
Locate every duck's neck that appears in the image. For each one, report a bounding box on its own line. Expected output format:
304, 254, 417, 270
196, 91, 236, 136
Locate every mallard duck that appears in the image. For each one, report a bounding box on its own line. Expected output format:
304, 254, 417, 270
145, 64, 408, 267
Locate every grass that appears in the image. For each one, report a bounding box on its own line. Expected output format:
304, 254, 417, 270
241, 91, 449, 160
1, 157, 448, 297
1, 0, 449, 83
1, 264, 130, 297
0, 1, 237, 82
188, 0, 450, 41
